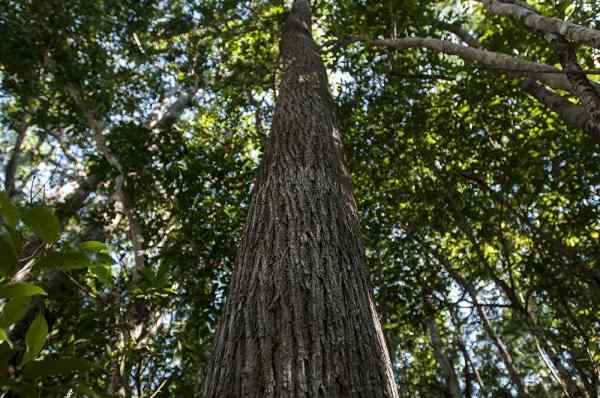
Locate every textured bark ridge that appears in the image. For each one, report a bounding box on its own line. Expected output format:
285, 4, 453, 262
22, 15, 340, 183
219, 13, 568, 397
201, 1, 398, 397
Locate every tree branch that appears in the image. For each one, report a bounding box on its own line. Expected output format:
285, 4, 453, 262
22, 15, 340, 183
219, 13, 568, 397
54, 173, 102, 225
354, 34, 600, 140
438, 20, 600, 140
550, 35, 600, 141
476, 0, 600, 49
421, 240, 529, 396
146, 86, 197, 130
520, 78, 599, 138
351, 36, 578, 94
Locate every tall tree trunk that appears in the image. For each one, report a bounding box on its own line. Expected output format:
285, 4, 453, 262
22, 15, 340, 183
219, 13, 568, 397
201, 1, 398, 397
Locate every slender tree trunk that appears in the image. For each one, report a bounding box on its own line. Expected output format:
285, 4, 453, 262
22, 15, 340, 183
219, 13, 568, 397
440, 259, 528, 396
457, 339, 485, 396
201, 1, 398, 396
424, 298, 461, 398
4, 121, 27, 197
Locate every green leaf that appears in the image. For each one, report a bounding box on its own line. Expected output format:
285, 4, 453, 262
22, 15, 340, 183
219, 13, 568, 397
0, 328, 12, 348
22, 358, 92, 379
0, 192, 19, 228
564, 3, 576, 17
36, 251, 90, 270
21, 206, 61, 243
0, 296, 32, 328
21, 313, 48, 365
36, 249, 111, 271
0, 283, 46, 298
0, 231, 17, 277
79, 241, 109, 254
89, 265, 113, 285
155, 262, 170, 287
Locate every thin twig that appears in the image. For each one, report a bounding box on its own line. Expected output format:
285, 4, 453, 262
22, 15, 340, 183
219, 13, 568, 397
149, 377, 170, 398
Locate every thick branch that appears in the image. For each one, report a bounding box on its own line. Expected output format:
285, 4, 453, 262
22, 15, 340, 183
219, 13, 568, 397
438, 22, 599, 139
54, 173, 102, 224
551, 36, 600, 141
520, 79, 599, 137
146, 87, 197, 130
477, 0, 600, 49
354, 36, 577, 94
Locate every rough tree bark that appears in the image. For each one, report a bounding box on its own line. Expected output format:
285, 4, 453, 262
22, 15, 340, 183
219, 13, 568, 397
201, 1, 398, 397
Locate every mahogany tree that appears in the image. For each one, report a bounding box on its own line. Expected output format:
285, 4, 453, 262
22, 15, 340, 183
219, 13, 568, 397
202, 1, 397, 396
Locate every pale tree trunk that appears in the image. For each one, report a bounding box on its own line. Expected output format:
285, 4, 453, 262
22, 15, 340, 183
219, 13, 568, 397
424, 298, 461, 398
201, 1, 398, 397
457, 339, 486, 396
4, 120, 27, 198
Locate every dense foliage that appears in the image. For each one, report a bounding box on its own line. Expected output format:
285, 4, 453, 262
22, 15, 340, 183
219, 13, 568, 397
0, 0, 598, 396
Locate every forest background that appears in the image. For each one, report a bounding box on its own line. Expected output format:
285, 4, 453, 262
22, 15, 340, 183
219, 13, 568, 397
0, 0, 599, 396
